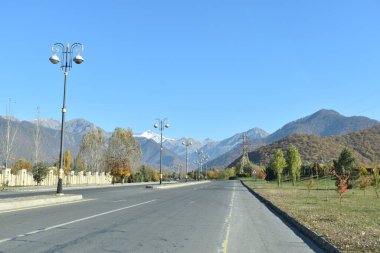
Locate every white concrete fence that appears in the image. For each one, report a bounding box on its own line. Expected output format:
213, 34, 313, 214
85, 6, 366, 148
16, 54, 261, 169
0, 168, 113, 187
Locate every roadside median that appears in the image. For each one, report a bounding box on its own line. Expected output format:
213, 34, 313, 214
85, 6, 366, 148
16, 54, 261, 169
0, 194, 83, 213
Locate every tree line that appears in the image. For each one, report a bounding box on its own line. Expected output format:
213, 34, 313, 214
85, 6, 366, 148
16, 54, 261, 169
230, 145, 380, 198
5, 127, 142, 185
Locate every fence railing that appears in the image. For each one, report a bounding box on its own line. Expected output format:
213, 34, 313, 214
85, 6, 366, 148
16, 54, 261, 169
0, 168, 112, 187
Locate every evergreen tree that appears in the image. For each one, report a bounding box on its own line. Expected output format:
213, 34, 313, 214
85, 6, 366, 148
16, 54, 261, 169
32, 161, 49, 185
336, 147, 356, 176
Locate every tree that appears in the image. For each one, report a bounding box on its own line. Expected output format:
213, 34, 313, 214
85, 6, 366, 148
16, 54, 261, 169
335, 148, 356, 188
269, 149, 287, 187
64, 150, 72, 174
306, 175, 314, 194
110, 160, 132, 183
286, 145, 302, 186
331, 169, 349, 204
358, 175, 372, 195
32, 161, 49, 185
258, 170, 267, 180
11, 159, 32, 174
33, 106, 42, 165
373, 161, 380, 199
78, 128, 106, 174
0, 100, 19, 169
74, 156, 85, 172
237, 160, 254, 177
336, 148, 356, 176
106, 128, 141, 178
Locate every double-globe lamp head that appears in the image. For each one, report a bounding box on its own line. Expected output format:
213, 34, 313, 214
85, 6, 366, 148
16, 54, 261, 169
182, 141, 192, 146
49, 53, 84, 65
154, 123, 170, 129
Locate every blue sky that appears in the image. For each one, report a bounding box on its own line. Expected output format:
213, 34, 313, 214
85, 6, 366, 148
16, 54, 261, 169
0, 0, 379, 140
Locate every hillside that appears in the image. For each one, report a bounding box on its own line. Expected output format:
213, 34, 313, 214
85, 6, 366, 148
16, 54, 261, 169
0, 117, 81, 163
135, 137, 185, 168
229, 125, 380, 168
0, 117, 185, 169
209, 109, 379, 168
266, 109, 379, 143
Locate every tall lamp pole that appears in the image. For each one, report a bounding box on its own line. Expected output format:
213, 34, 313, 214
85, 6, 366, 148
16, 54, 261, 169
195, 150, 203, 181
203, 154, 209, 179
49, 43, 84, 194
182, 139, 192, 182
196, 150, 208, 181
154, 118, 170, 185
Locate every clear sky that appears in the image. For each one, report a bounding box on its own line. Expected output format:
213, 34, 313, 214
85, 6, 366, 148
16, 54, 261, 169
0, 0, 379, 141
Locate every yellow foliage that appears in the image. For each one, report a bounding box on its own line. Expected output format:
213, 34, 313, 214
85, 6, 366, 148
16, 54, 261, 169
358, 165, 368, 175
11, 159, 32, 174
64, 150, 72, 174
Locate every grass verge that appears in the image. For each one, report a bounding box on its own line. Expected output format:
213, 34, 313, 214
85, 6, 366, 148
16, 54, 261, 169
242, 178, 380, 253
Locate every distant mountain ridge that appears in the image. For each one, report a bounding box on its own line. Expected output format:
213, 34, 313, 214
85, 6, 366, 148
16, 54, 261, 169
266, 109, 379, 143
228, 124, 380, 168
1, 109, 378, 171
207, 109, 379, 168
134, 128, 268, 168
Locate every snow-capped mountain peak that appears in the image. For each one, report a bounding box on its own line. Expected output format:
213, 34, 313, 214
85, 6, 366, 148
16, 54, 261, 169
134, 130, 176, 143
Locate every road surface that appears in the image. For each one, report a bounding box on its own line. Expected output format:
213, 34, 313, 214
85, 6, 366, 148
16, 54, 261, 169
0, 180, 323, 253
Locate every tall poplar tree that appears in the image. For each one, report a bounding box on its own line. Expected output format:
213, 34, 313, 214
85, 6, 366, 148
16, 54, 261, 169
269, 149, 287, 187
64, 150, 72, 174
106, 128, 141, 175
286, 144, 302, 186
78, 128, 106, 174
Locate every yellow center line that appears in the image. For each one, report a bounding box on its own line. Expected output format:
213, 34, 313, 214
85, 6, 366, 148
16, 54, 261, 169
220, 184, 235, 253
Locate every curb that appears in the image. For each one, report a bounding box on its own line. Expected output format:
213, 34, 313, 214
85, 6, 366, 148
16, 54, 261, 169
240, 180, 341, 253
1, 182, 159, 193
146, 181, 210, 189
0, 194, 83, 212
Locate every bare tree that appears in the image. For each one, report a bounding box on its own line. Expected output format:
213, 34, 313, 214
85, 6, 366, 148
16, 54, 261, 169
0, 99, 19, 169
33, 106, 42, 165
78, 128, 106, 174
106, 128, 141, 174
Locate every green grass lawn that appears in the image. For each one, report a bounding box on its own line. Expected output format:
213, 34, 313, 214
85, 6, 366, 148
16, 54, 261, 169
242, 178, 380, 253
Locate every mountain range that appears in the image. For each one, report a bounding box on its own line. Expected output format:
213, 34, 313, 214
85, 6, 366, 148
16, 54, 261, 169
228, 124, 380, 168
0, 109, 378, 171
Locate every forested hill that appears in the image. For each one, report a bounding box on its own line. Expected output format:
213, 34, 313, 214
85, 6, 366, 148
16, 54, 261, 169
229, 124, 380, 167
266, 109, 379, 143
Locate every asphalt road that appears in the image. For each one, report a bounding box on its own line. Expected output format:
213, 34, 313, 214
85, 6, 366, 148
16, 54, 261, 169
0, 181, 324, 253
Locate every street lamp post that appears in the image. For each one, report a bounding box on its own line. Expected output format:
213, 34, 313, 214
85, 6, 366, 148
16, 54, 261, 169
196, 150, 208, 181
154, 118, 170, 185
182, 139, 192, 182
203, 155, 209, 179
49, 42, 84, 194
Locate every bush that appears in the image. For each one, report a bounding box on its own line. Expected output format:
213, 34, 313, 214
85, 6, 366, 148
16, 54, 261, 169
32, 162, 49, 185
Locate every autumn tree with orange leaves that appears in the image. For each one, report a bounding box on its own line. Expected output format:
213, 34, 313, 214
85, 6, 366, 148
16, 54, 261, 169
331, 169, 349, 204
106, 128, 141, 183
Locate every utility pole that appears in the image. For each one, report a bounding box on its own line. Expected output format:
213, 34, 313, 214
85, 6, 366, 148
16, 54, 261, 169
240, 133, 249, 175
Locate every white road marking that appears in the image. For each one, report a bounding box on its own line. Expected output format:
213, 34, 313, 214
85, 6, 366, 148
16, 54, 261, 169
112, 199, 127, 202
0, 199, 157, 244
